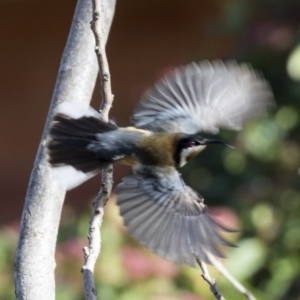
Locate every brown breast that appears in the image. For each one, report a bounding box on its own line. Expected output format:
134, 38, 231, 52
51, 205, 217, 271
137, 133, 180, 167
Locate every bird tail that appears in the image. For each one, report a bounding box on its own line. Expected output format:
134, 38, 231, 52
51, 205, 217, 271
47, 102, 118, 190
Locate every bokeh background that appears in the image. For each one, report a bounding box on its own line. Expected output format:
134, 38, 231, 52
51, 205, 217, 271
1, 0, 300, 299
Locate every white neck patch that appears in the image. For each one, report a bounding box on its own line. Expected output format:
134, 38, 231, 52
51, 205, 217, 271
179, 145, 206, 167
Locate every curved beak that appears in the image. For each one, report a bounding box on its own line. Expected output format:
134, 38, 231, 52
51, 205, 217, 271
200, 138, 235, 149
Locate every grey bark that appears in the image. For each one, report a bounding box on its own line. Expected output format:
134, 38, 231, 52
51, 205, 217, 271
14, 0, 115, 299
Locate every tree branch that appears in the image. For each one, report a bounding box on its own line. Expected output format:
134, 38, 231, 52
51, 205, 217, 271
81, 0, 116, 299
90, 0, 114, 121
207, 253, 257, 300
14, 0, 101, 299
196, 258, 226, 300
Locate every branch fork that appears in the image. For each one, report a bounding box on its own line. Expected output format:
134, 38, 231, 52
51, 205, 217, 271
196, 258, 226, 300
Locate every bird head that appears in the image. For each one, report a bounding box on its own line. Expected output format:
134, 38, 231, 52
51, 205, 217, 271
175, 134, 233, 167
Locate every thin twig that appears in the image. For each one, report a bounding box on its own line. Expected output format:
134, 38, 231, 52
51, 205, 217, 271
91, 0, 114, 122
196, 258, 226, 300
207, 253, 257, 300
81, 0, 115, 299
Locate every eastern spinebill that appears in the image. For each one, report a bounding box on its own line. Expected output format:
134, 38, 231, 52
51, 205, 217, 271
48, 60, 274, 266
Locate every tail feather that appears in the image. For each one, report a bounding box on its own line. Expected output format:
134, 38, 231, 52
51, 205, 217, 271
50, 114, 116, 138
47, 103, 118, 189
49, 149, 98, 173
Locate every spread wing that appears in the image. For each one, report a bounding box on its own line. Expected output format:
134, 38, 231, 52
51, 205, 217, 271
116, 165, 234, 266
131, 60, 274, 134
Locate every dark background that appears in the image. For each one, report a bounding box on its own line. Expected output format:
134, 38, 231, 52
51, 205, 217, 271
1, 0, 300, 299
1, 0, 234, 223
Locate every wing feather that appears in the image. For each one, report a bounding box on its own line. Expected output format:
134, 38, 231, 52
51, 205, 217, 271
116, 166, 234, 266
132, 60, 274, 134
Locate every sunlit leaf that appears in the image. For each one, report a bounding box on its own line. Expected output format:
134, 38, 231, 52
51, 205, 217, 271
225, 238, 267, 280
287, 44, 300, 81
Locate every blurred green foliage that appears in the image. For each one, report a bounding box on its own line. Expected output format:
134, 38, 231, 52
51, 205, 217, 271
3, 0, 300, 299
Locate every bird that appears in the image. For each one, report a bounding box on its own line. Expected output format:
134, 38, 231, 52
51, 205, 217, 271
47, 60, 274, 267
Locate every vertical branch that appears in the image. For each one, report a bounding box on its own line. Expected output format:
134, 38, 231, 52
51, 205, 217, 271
14, 0, 101, 299
81, 0, 116, 299
91, 0, 114, 121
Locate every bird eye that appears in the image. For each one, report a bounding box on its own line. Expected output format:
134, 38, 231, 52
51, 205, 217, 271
187, 141, 196, 147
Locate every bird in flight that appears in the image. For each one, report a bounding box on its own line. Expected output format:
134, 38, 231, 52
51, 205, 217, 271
48, 60, 274, 266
